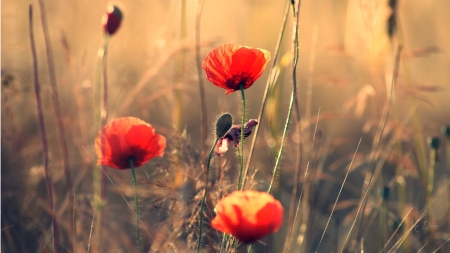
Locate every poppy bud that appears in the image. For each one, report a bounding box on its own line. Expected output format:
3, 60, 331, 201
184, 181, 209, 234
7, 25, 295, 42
215, 113, 233, 138
427, 137, 440, 150
102, 5, 123, 35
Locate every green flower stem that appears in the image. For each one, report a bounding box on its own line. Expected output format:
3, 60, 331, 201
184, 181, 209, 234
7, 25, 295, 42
130, 160, 143, 253
247, 244, 253, 253
238, 85, 246, 190
197, 137, 220, 252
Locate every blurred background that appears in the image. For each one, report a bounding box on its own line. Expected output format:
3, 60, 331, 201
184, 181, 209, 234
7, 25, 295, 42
2, 0, 450, 252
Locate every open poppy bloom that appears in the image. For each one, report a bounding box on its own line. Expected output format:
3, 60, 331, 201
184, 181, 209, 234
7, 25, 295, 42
202, 44, 271, 94
211, 190, 283, 243
95, 117, 166, 169
215, 119, 258, 156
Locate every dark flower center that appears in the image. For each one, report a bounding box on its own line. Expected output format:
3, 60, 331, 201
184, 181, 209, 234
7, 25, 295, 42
227, 73, 254, 90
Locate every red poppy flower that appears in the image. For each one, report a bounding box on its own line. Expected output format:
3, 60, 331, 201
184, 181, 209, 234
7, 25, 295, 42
95, 117, 166, 169
202, 44, 271, 94
211, 190, 284, 243
102, 5, 123, 35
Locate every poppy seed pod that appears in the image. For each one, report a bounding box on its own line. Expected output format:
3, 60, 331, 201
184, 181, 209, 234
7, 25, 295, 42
215, 113, 233, 138
427, 137, 440, 150
102, 5, 123, 35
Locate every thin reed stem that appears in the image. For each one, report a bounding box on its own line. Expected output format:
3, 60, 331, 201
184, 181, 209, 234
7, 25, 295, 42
446, 131, 450, 233
427, 148, 436, 210
268, 0, 302, 194
101, 36, 111, 201
238, 86, 246, 190
242, 2, 290, 189
93, 34, 111, 252
195, 0, 207, 170
344, 44, 402, 253
36, 0, 74, 249
380, 199, 387, 252
29, 5, 61, 252
197, 137, 219, 252
130, 160, 143, 253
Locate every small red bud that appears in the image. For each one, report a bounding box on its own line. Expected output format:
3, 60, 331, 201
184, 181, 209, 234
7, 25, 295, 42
102, 5, 123, 35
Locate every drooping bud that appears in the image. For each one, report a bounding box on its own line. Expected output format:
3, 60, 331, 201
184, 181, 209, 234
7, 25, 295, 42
102, 5, 123, 35
215, 113, 233, 138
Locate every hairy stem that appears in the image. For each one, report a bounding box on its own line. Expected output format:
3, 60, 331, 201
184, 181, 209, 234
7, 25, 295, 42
197, 137, 220, 252
130, 160, 143, 253
238, 86, 246, 190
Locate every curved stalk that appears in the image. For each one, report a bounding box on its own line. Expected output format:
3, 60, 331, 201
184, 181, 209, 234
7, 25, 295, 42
197, 137, 220, 252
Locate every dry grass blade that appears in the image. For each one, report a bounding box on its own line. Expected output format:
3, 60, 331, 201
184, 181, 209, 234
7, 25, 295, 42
87, 210, 95, 253
242, 1, 290, 189
348, 45, 403, 253
284, 107, 321, 253
195, 0, 207, 169
387, 210, 428, 253
117, 39, 215, 116
37, 0, 75, 248
378, 208, 412, 253
431, 238, 450, 253
316, 137, 362, 253
29, 5, 61, 253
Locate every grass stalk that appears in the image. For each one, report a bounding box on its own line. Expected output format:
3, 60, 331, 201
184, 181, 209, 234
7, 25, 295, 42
268, 0, 302, 194
36, 0, 74, 249
427, 147, 437, 209
380, 197, 387, 252
93, 34, 111, 252
195, 0, 207, 170
345, 44, 402, 253
29, 5, 61, 252
130, 160, 143, 253
172, 0, 187, 189
242, 2, 290, 189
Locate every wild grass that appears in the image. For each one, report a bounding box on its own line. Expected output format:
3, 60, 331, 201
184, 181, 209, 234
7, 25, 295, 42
2, 0, 450, 252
